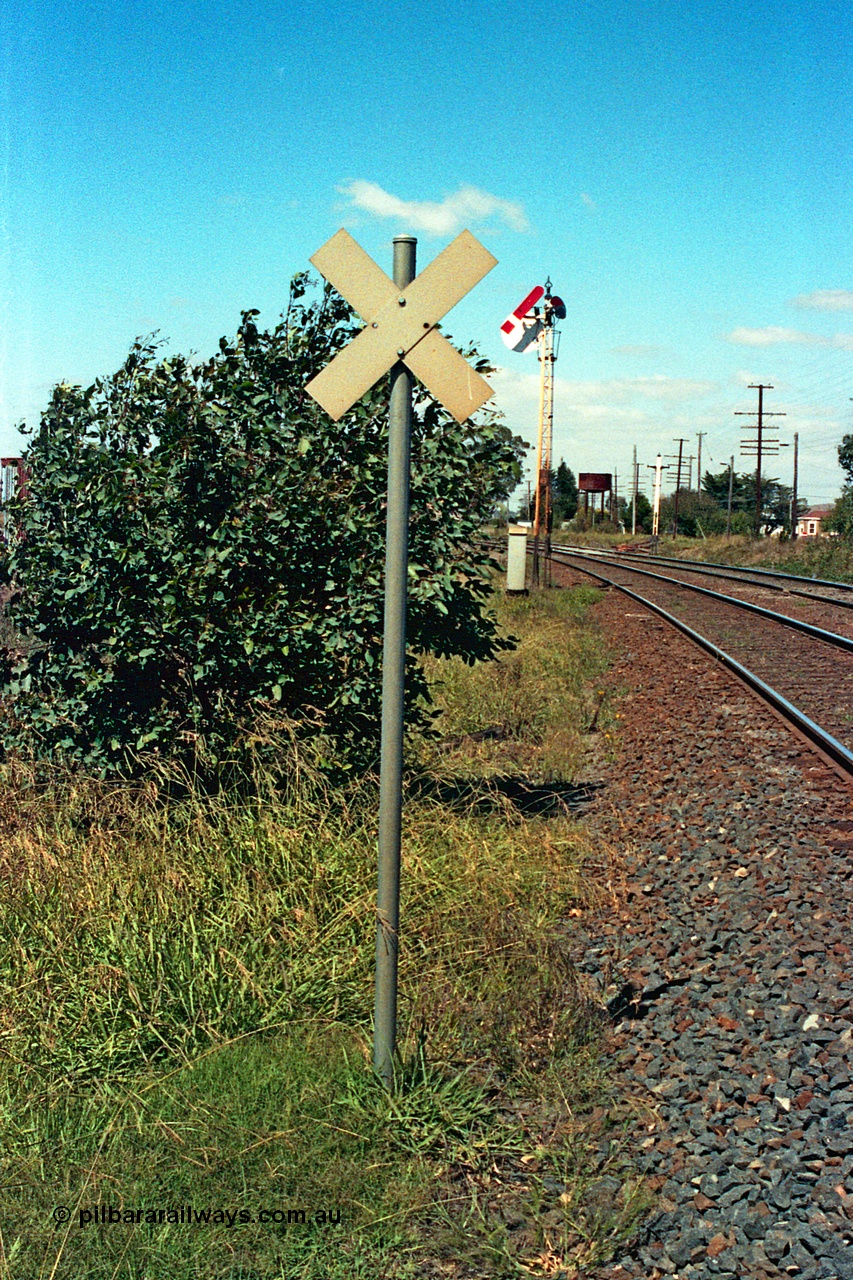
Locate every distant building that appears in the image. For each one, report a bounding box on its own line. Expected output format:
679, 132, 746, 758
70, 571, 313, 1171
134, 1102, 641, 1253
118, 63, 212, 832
796, 504, 834, 538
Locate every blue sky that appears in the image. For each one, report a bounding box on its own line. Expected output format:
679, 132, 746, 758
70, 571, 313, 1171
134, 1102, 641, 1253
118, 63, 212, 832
3, 0, 852, 506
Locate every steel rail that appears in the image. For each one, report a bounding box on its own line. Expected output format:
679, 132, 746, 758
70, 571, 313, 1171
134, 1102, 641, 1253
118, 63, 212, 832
553, 554, 853, 779
551, 547, 853, 655
554, 542, 853, 595
552, 543, 853, 610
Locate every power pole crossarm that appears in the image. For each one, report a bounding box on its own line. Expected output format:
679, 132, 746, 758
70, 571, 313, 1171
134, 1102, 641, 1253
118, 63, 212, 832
736, 384, 785, 538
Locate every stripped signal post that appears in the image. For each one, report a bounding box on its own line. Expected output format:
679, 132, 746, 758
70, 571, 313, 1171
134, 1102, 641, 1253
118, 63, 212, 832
500, 281, 566, 586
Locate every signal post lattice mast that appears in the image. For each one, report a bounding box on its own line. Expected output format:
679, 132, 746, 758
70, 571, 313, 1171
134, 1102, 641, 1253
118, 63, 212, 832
500, 280, 565, 587
533, 289, 558, 585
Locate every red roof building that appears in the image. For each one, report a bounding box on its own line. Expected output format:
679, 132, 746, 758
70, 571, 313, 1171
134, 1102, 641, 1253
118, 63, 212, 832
796, 504, 834, 537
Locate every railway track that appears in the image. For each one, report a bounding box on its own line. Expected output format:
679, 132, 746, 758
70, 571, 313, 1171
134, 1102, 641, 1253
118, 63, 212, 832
560, 542, 853, 612
522, 543, 853, 779
486, 537, 853, 1274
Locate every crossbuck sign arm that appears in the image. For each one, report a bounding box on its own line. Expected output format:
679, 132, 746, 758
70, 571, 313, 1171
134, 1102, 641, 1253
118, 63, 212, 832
305, 229, 497, 423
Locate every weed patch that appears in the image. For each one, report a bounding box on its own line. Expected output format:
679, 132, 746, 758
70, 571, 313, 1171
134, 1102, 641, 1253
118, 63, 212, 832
0, 580, 640, 1278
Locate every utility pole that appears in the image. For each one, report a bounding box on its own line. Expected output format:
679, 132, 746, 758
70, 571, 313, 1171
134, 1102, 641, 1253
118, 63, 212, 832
632, 445, 638, 536
696, 432, 706, 493
726, 455, 734, 538
791, 432, 799, 539
670, 438, 688, 538
736, 384, 785, 537
651, 454, 663, 545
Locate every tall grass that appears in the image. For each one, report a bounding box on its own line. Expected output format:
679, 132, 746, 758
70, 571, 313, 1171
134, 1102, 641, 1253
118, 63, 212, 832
557, 528, 853, 584
418, 583, 610, 782
0, 581, 646, 1278
652, 532, 853, 581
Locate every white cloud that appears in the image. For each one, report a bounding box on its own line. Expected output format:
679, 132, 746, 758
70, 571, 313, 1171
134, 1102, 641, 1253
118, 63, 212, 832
726, 326, 853, 349
490, 369, 718, 436
565, 374, 716, 403
726, 326, 819, 346
792, 289, 853, 311
337, 180, 529, 235
610, 344, 666, 357
580, 192, 597, 210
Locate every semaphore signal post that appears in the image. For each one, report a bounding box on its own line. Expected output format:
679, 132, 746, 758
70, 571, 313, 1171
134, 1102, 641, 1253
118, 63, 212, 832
499, 280, 565, 586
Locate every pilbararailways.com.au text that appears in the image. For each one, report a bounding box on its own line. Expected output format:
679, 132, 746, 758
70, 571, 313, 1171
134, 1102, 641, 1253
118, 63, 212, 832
53, 1205, 342, 1229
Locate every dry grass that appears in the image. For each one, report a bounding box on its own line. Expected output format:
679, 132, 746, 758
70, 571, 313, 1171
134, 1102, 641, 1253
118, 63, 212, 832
0, 578, 646, 1279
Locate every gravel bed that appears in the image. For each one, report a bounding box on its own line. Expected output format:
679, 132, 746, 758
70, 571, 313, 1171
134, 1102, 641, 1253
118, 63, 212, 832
551, 567, 853, 1280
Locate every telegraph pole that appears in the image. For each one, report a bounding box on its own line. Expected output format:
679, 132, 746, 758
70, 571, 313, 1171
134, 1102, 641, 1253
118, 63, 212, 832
736, 384, 785, 537
791, 432, 799, 538
632, 444, 638, 536
696, 432, 706, 493
671, 438, 688, 538
726, 455, 734, 538
651, 454, 663, 545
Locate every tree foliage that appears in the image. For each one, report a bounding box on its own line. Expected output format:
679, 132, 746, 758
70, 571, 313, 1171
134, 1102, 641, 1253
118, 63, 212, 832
2, 278, 525, 775
700, 468, 801, 535
624, 491, 652, 533
552, 461, 578, 524
659, 488, 725, 537
838, 434, 853, 487
826, 436, 853, 538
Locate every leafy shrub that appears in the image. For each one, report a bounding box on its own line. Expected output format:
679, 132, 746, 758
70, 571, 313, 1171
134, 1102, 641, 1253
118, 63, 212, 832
2, 279, 524, 774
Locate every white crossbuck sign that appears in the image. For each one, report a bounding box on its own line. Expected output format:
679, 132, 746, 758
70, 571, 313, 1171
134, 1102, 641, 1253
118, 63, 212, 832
304, 229, 497, 423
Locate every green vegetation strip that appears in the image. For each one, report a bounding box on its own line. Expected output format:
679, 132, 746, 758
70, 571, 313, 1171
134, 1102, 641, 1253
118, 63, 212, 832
0, 585, 647, 1279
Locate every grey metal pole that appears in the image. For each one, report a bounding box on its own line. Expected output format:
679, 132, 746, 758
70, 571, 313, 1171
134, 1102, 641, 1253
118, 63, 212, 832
791, 432, 799, 539
374, 234, 416, 1088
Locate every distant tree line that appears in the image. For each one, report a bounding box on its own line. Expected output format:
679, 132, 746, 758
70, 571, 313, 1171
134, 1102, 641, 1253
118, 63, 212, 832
516, 463, 807, 538
515, 461, 579, 525
824, 435, 853, 537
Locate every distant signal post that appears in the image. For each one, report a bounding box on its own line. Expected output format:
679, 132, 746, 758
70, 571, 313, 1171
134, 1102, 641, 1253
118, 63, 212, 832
500, 281, 565, 586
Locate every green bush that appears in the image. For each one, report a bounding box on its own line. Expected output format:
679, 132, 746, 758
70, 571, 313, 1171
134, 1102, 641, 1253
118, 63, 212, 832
2, 279, 525, 774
